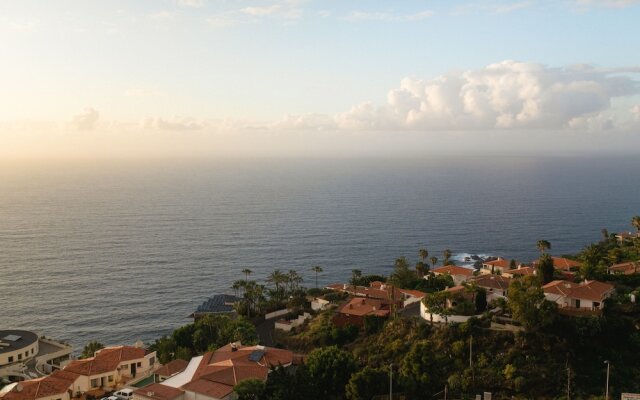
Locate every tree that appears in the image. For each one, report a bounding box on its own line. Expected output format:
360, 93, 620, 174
346, 366, 389, 400
536, 253, 555, 284
601, 228, 609, 241
80, 341, 104, 359
400, 340, 445, 398
232, 280, 245, 298
233, 378, 265, 400
443, 249, 452, 265
306, 346, 357, 399
536, 240, 551, 254
419, 248, 429, 263
242, 268, 253, 282
394, 256, 409, 269
508, 276, 556, 331
267, 270, 287, 292
287, 270, 303, 292
430, 256, 438, 268
633, 215, 640, 233
311, 266, 323, 289
350, 269, 362, 289
415, 261, 425, 277
580, 244, 603, 280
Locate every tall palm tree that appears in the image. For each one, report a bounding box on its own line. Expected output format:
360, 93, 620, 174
632, 215, 640, 233
536, 240, 551, 254
443, 249, 452, 266
267, 270, 286, 291
231, 280, 245, 298
311, 266, 323, 289
415, 261, 425, 277
241, 268, 252, 282
430, 256, 438, 268
287, 270, 303, 292
351, 269, 362, 290
419, 248, 429, 262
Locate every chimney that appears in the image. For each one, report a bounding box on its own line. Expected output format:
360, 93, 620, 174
343, 284, 347, 290
231, 343, 238, 352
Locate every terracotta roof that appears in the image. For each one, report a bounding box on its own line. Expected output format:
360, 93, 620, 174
431, 265, 474, 277
542, 280, 614, 302
470, 274, 511, 291
397, 288, 427, 298
336, 298, 390, 317
608, 261, 640, 275
482, 258, 511, 269
0, 371, 79, 400
532, 257, 581, 271
65, 346, 146, 376
178, 343, 293, 398
155, 359, 189, 378
504, 266, 536, 276
326, 283, 403, 302
133, 384, 184, 400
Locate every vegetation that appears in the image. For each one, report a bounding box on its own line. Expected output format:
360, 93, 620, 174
149, 314, 257, 363
80, 340, 104, 359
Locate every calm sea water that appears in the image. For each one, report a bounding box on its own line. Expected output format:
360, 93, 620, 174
1, 157, 639, 349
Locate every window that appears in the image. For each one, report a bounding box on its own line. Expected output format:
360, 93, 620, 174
8, 356, 13, 362
91, 379, 99, 388
121, 364, 128, 369
25, 352, 29, 358
18, 354, 22, 360
136, 362, 142, 368
149, 357, 155, 366
108, 375, 114, 383
31, 349, 34, 355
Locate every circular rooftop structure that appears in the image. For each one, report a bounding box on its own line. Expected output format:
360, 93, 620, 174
0, 330, 39, 366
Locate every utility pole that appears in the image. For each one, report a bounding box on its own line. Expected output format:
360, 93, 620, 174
470, 334, 474, 387
566, 367, 571, 400
389, 363, 392, 400
604, 360, 610, 400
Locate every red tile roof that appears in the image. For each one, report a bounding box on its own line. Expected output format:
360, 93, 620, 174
504, 266, 536, 276
608, 261, 639, 275
542, 280, 614, 302
482, 258, 512, 269
532, 257, 581, 271
470, 274, 511, 291
0, 371, 79, 400
432, 265, 474, 277
326, 283, 403, 302
336, 298, 390, 317
65, 346, 146, 376
397, 288, 427, 298
179, 343, 293, 399
133, 384, 184, 400
155, 359, 189, 378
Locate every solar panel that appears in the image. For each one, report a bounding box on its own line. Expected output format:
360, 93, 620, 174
248, 350, 265, 362
3, 335, 21, 341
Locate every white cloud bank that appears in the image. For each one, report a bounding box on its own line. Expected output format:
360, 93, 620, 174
71, 107, 100, 130
275, 60, 638, 132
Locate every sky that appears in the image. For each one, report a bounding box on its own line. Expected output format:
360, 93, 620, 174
1, 0, 640, 158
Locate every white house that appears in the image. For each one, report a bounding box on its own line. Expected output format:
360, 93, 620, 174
542, 280, 614, 311
430, 265, 474, 286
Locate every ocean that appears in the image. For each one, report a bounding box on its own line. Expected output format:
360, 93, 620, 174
1, 157, 639, 349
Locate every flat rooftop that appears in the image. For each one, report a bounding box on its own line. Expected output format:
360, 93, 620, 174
0, 330, 39, 355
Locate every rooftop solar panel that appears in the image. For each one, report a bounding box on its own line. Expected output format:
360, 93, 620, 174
248, 350, 265, 362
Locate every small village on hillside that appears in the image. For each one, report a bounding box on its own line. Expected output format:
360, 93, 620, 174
2, 217, 640, 400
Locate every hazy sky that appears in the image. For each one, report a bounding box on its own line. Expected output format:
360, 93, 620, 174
1, 0, 640, 158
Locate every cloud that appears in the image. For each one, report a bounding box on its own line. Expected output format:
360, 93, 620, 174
344, 10, 434, 22
176, 0, 204, 8
72, 108, 100, 131
124, 88, 162, 97
149, 11, 174, 22
335, 61, 639, 131
574, 0, 640, 8
142, 116, 206, 131
206, 0, 307, 27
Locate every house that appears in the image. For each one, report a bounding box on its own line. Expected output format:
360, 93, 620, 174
469, 274, 511, 301
332, 298, 390, 327
0, 330, 73, 381
431, 265, 474, 286
615, 231, 640, 243
369, 281, 426, 306
502, 265, 536, 279
532, 257, 581, 272
133, 383, 184, 400
310, 297, 330, 311
608, 261, 640, 275
480, 258, 512, 275
542, 280, 615, 312
189, 295, 240, 320
0, 369, 80, 400
154, 360, 189, 382
274, 313, 312, 332
160, 343, 294, 400
63, 345, 156, 393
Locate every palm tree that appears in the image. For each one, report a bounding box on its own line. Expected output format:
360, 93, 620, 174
632, 215, 640, 233
443, 249, 452, 266
351, 269, 362, 290
601, 228, 609, 241
287, 270, 303, 292
419, 248, 429, 262
311, 266, 323, 289
241, 268, 252, 282
231, 280, 245, 298
536, 240, 551, 254
267, 270, 286, 291
415, 261, 425, 277
430, 256, 438, 268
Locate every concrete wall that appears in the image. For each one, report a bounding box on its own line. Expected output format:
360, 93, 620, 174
419, 302, 482, 324
0, 341, 39, 367
265, 309, 291, 320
